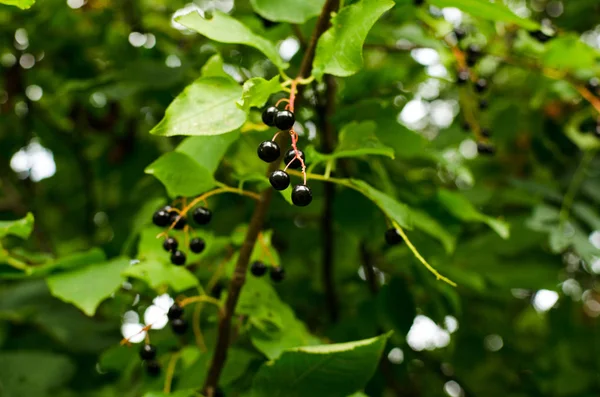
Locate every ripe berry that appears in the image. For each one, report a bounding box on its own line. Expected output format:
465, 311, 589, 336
385, 228, 403, 245
477, 142, 496, 155
291, 185, 312, 207
262, 106, 278, 126
170, 213, 186, 230
481, 128, 491, 138
529, 30, 552, 43
479, 99, 489, 110
466, 44, 482, 67
170, 250, 186, 266
190, 238, 206, 254
257, 140, 281, 163
270, 267, 285, 282
140, 344, 157, 361
413, 0, 424, 5
168, 303, 184, 320
145, 360, 161, 377
462, 122, 471, 132
192, 207, 212, 225
152, 208, 171, 227
283, 149, 305, 169
250, 261, 267, 277
171, 318, 188, 335
586, 78, 600, 94
163, 237, 178, 252
475, 78, 488, 93
269, 170, 290, 191
274, 110, 295, 131
453, 27, 466, 41
457, 70, 470, 85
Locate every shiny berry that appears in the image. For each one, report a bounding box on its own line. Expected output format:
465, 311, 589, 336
477, 142, 496, 155
152, 208, 170, 227
291, 185, 312, 207
262, 106, 278, 126
457, 70, 470, 85
274, 110, 295, 130
257, 140, 281, 163
250, 261, 267, 277
168, 303, 183, 320
170, 213, 186, 230
170, 250, 186, 266
462, 122, 471, 132
190, 238, 206, 254
140, 344, 157, 361
283, 149, 305, 169
529, 30, 552, 43
145, 360, 161, 377
163, 237, 178, 252
171, 318, 188, 335
475, 78, 488, 93
453, 27, 466, 41
270, 267, 285, 282
192, 207, 212, 225
385, 228, 403, 245
269, 170, 290, 190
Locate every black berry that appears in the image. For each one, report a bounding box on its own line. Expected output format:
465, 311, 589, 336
152, 208, 171, 227
274, 110, 295, 131
453, 27, 466, 41
475, 78, 488, 93
269, 170, 290, 190
481, 128, 491, 138
250, 261, 267, 277
457, 70, 470, 85
190, 238, 206, 254
215, 388, 225, 397
529, 30, 552, 43
262, 106, 278, 126
140, 344, 157, 361
413, 0, 424, 5
145, 360, 161, 377
167, 303, 184, 320
291, 185, 312, 207
257, 140, 281, 163
462, 122, 471, 132
192, 207, 212, 225
283, 149, 305, 169
170, 250, 186, 266
385, 228, 403, 245
171, 318, 188, 335
466, 44, 482, 67
211, 282, 225, 299
586, 78, 600, 94
170, 213, 186, 230
163, 237, 178, 252
477, 142, 496, 155
479, 99, 488, 110
270, 267, 285, 282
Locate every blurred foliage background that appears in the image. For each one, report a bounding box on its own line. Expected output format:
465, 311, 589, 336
1, 0, 600, 396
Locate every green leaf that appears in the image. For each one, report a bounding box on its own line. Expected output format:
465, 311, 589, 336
237, 76, 283, 112
176, 130, 240, 174
250, 0, 325, 23
0, 352, 74, 397
428, 0, 539, 30
145, 152, 215, 198
150, 76, 246, 137
28, 248, 107, 278
250, 333, 392, 397
349, 179, 412, 229
438, 189, 510, 239
543, 35, 600, 71
409, 209, 457, 253
0, 212, 34, 239
312, 0, 395, 80
176, 11, 287, 69
143, 391, 197, 397
0, 0, 35, 9
122, 259, 199, 292
565, 109, 600, 151
201, 53, 231, 79
46, 257, 128, 316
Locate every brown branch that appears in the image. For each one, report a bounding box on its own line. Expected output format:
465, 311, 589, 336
201, 1, 340, 395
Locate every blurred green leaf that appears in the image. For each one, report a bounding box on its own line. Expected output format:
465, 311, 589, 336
145, 152, 215, 198
0, 212, 34, 239
0, 0, 34, 9
250, 0, 325, 23
0, 352, 74, 396
122, 259, 199, 292
543, 35, 600, 71
201, 53, 231, 79
150, 77, 246, 137
237, 76, 282, 112
313, 0, 395, 80
250, 333, 391, 397
46, 257, 128, 316
176, 130, 240, 174
176, 11, 287, 69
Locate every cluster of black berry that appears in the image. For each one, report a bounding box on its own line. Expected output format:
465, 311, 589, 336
258, 106, 312, 207
250, 260, 285, 282
385, 228, 403, 246
152, 205, 211, 266
139, 343, 160, 377
167, 302, 189, 335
